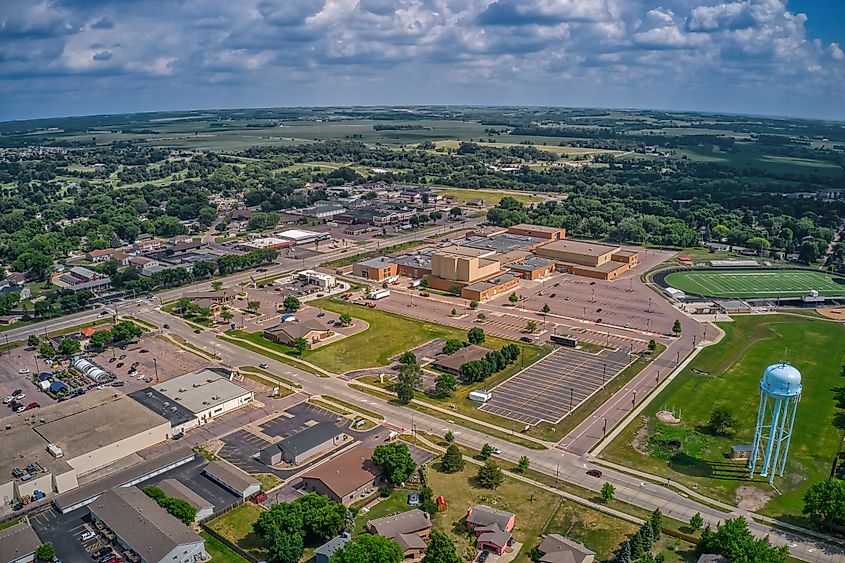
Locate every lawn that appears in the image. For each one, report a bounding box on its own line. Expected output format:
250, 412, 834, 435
201, 531, 249, 563
433, 187, 543, 206
663, 269, 845, 298
676, 143, 843, 178
601, 314, 845, 521
206, 503, 268, 560
255, 473, 281, 492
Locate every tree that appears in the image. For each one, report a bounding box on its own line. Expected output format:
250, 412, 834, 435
440, 444, 464, 473
442, 338, 463, 354
449, 206, 462, 218
293, 337, 308, 356
601, 482, 615, 502
27, 334, 40, 347
58, 338, 80, 355
707, 407, 738, 436
111, 320, 143, 343
649, 508, 662, 540
444, 430, 455, 443
339, 312, 353, 327
143, 485, 166, 501
517, 456, 530, 472
396, 382, 414, 404
469, 300, 478, 310
175, 297, 192, 315
398, 362, 422, 389
476, 460, 504, 489
698, 516, 788, 563
373, 443, 416, 484
211, 280, 223, 291
332, 533, 403, 563
450, 308, 457, 317
398, 351, 417, 366
159, 497, 197, 525
88, 330, 112, 348
689, 512, 704, 532
648, 339, 657, 351
802, 479, 845, 528
614, 540, 631, 563
467, 327, 485, 345
476, 312, 486, 323
480, 443, 494, 459
247, 300, 261, 313
422, 530, 461, 563
283, 296, 301, 311
268, 533, 304, 563
541, 303, 550, 315
508, 292, 519, 305
434, 373, 457, 398
38, 342, 55, 358
672, 319, 682, 335
526, 320, 537, 333
35, 543, 55, 562
220, 309, 234, 323
255, 493, 346, 546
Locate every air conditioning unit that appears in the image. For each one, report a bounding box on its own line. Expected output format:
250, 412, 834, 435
146, 392, 153, 397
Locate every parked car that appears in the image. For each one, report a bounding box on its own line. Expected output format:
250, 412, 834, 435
2, 396, 13, 404
18, 368, 29, 374
119, 354, 126, 360
259, 363, 268, 369
478, 551, 489, 562
80, 531, 95, 541
163, 324, 170, 329
590, 281, 596, 285
586, 469, 603, 478
139, 349, 149, 353
317, 312, 325, 317
14, 405, 25, 413
596, 318, 603, 324
12, 389, 24, 397
25, 402, 39, 410
111, 381, 125, 387
92, 547, 111, 559
116, 362, 124, 368
194, 329, 201, 334
520, 336, 533, 342
596, 308, 602, 313
108, 357, 116, 363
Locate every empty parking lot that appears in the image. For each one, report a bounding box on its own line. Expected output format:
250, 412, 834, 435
480, 347, 633, 425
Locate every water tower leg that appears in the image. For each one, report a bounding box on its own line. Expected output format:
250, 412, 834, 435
760, 397, 783, 478
777, 397, 799, 477
768, 399, 789, 484
749, 392, 767, 476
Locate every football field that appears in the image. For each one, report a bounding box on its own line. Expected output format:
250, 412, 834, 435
663, 269, 845, 298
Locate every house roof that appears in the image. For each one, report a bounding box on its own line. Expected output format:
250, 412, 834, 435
316, 533, 352, 558
157, 478, 213, 511
367, 509, 432, 538
538, 534, 595, 563
0, 520, 41, 563
88, 487, 202, 562
434, 345, 489, 372
279, 421, 343, 457
203, 461, 260, 493
394, 533, 427, 551
302, 446, 380, 499
467, 505, 515, 530
265, 319, 328, 340
477, 526, 512, 549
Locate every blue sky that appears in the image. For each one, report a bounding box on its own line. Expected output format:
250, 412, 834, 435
1, 0, 843, 122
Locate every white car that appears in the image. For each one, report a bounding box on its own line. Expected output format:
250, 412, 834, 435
14, 406, 25, 413
137, 373, 146, 379
13, 393, 25, 401
491, 446, 502, 455
18, 368, 30, 374
2, 396, 13, 404
80, 531, 95, 542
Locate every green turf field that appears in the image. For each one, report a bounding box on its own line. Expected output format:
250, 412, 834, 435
601, 315, 845, 520
664, 269, 845, 298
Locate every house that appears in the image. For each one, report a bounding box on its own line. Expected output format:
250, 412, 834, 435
202, 461, 260, 499
467, 198, 485, 207
263, 320, 333, 347
0, 281, 29, 300
316, 533, 352, 563
477, 526, 513, 556
0, 519, 41, 563
536, 534, 595, 563
301, 446, 383, 505
259, 421, 348, 465
367, 509, 432, 562
466, 505, 516, 533
54, 266, 111, 293
433, 345, 489, 375
88, 487, 206, 563
86, 248, 122, 263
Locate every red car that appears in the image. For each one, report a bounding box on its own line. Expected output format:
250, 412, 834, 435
25, 402, 39, 410
250, 492, 268, 504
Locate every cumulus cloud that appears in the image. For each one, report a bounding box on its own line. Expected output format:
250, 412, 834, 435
0, 0, 842, 120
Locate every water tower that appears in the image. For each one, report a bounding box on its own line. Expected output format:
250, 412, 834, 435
749, 362, 802, 483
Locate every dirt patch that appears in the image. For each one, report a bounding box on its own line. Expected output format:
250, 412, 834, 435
630, 416, 651, 456
656, 409, 681, 424
818, 307, 845, 321
734, 485, 773, 511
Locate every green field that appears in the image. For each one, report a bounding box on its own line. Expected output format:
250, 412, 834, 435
434, 187, 543, 205
601, 315, 845, 520
664, 269, 845, 298
677, 143, 843, 178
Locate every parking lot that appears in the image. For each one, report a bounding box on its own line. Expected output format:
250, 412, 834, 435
480, 347, 634, 425
92, 334, 206, 389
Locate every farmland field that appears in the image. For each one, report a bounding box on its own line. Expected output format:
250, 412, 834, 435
663, 269, 845, 298
601, 314, 845, 520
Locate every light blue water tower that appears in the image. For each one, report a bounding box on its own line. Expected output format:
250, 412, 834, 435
749, 362, 802, 483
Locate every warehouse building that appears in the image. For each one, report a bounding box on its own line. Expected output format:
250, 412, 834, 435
0, 390, 170, 504
260, 421, 349, 465
301, 446, 383, 505
461, 233, 550, 253
203, 461, 260, 498
130, 368, 254, 434
88, 487, 206, 563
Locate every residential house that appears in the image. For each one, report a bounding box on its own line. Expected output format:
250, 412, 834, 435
467, 505, 516, 556
86, 248, 122, 263
536, 534, 595, 563
367, 509, 432, 562
301, 446, 383, 505
316, 533, 352, 563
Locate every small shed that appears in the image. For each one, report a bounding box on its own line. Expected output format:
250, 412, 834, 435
316, 533, 351, 563
469, 390, 492, 403
730, 445, 755, 461
49, 380, 69, 394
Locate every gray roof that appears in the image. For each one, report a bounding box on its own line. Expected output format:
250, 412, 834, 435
538, 534, 595, 563
461, 233, 546, 253
128, 387, 196, 427
510, 257, 555, 270
279, 421, 343, 457
157, 479, 213, 511
265, 319, 328, 341
367, 509, 431, 538
697, 556, 730, 563
88, 487, 202, 562
467, 505, 515, 530
0, 520, 41, 563
316, 533, 352, 558
203, 461, 259, 494
358, 256, 396, 269
463, 273, 517, 292
394, 532, 427, 551
477, 526, 512, 549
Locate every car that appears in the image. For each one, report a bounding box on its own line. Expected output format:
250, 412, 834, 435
565, 296, 571, 301
520, 336, 533, 342
14, 405, 25, 413
131, 361, 139, 368
624, 323, 630, 328
12, 389, 23, 397
549, 293, 556, 298
596, 318, 603, 324
96, 385, 106, 390
478, 551, 489, 563
18, 368, 29, 374
139, 349, 149, 353
116, 362, 124, 368
92, 547, 112, 559
111, 381, 125, 387
274, 287, 282, 292
119, 354, 126, 360
80, 531, 96, 541
194, 329, 201, 334
163, 323, 170, 329
586, 469, 603, 478
590, 281, 596, 285
2, 396, 13, 404
9, 401, 21, 409
25, 402, 39, 410
317, 312, 325, 317
137, 373, 146, 379
12, 502, 23, 511
102, 557, 122, 563
257, 267, 268, 272
554, 283, 560, 287
259, 363, 268, 369
108, 357, 116, 363
98, 311, 109, 316
12, 392, 24, 401
491, 446, 501, 454
596, 308, 602, 313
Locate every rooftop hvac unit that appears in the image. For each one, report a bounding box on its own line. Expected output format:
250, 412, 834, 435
179, 388, 187, 392
146, 392, 153, 397
170, 407, 177, 412
174, 397, 181, 401
162, 402, 170, 408
202, 401, 209, 405
193, 383, 200, 387
212, 396, 219, 400
207, 378, 214, 383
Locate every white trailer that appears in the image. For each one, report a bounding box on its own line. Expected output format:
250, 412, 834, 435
369, 289, 391, 300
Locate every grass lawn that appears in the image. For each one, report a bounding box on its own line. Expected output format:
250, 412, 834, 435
201, 531, 249, 563
664, 269, 845, 298
433, 187, 543, 206
206, 503, 268, 560
601, 314, 845, 521
255, 473, 281, 492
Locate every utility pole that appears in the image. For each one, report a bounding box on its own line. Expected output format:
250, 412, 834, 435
603, 418, 608, 435
569, 388, 574, 413
647, 297, 652, 313
154, 358, 159, 383
632, 390, 637, 409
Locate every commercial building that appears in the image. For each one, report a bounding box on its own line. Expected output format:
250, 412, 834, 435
0, 520, 41, 563
393, 250, 434, 279
535, 239, 638, 280
433, 345, 489, 375
263, 320, 333, 348
461, 233, 550, 254
352, 256, 398, 281
53, 266, 111, 293
506, 224, 566, 241
259, 421, 348, 465
298, 269, 336, 289
0, 390, 170, 504
301, 446, 383, 505
130, 368, 254, 435
430, 246, 500, 285
88, 487, 206, 563
461, 273, 520, 302
202, 461, 260, 499
278, 229, 330, 245
238, 237, 294, 251
157, 478, 214, 521
72, 357, 111, 383
509, 257, 556, 280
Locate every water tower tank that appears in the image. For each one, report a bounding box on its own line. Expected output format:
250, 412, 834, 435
760, 363, 802, 398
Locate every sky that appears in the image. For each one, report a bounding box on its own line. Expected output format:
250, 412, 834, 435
1, 0, 844, 122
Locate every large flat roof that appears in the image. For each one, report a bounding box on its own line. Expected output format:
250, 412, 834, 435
128, 387, 197, 427
358, 256, 396, 269
537, 239, 621, 257
510, 223, 564, 234
149, 368, 252, 415
433, 245, 492, 258
0, 520, 41, 563
461, 233, 546, 254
